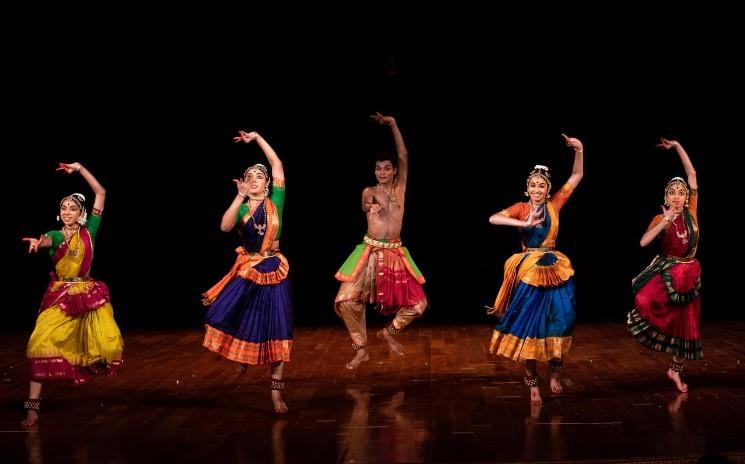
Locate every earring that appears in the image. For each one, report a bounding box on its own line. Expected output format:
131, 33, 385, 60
56, 215, 60, 222
524, 192, 529, 197
546, 193, 551, 198
264, 187, 269, 198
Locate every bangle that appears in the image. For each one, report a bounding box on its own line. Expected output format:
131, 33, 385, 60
238, 192, 247, 198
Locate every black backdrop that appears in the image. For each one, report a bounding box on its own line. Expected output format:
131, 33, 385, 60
3, 18, 742, 333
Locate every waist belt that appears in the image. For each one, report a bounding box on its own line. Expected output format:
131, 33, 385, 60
364, 235, 402, 249
246, 250, 279, 258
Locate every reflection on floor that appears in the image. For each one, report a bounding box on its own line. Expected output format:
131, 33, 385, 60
1, 322, 744, 463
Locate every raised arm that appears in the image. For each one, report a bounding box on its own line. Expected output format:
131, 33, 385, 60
561, 134, 584, 187
234, 130, 285, 183
57, 162, 106, 212
370, 113, 408, 187
657, 138, 697, 189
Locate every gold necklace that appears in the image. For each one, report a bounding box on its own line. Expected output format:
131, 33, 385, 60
63, 227, 81, 257
376, 184, 397, 202
247, 199, 268, 236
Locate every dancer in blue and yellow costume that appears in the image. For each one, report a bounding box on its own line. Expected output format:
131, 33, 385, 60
202, 130, 292, 414
487, 135, 584, 405
20, 162, 124, 427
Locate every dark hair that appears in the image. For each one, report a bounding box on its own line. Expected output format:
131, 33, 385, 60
373, 151, 398, 169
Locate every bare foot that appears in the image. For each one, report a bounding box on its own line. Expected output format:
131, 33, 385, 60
376, 329, 404, 356
236, 363, 248, 374
271, 389, 288, 414
530, 386, 542, 406
550, 373, 563, 395
345, 349, 370, 370
21, 410, 39, 428
667, 368, 688, 393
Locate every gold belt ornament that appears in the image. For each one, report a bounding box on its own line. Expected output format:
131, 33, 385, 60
364, 235, 402, 249
249, 250, 279, 258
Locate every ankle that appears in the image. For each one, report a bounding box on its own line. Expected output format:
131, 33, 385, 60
524, 375, 540, 387
669, 360, 684, 374
270, 378, 285, 392
383, 324, 399, 337
24, 398, 41, 412
548, 358, 563, 374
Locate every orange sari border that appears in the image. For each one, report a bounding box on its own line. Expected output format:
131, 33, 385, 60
203, 325, 291, 365
489, 331, 572, 362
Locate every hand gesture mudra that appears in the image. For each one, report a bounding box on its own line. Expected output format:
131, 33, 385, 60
525, 206, 546, 228
561, 134, 583, 151
56, 162, 81, 174
656, 137, 679, 150
233, 130, 259, 144
232, 177, 250, 197
369, 112, 395, 127
22, 236, 43, 253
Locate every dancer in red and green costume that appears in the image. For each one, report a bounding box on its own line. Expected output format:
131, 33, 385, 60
488, 135, 584, 406
335, 113, 427, 370
21, 162, 124, 427
627, 138, 702, 393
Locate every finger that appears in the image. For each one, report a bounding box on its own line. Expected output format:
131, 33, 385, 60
233, 179, 241, 185
561, 133, 568, 141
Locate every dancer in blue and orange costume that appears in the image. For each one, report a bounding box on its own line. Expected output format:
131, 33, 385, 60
21, 162, 124, 427
627, 138, 702, 393
202, 129, 292, 413
487, 134, 584, 405
335, 113, 427, 370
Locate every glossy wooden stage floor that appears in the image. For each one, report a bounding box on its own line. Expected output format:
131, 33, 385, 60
2, 322, 745, 463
